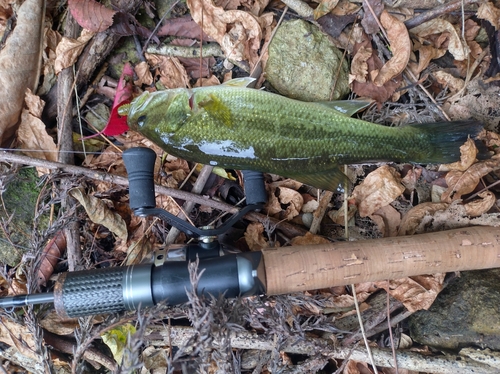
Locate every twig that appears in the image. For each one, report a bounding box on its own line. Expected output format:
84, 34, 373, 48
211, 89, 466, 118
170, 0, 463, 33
146, 43, 224, 58
146, 325, 499, 373
309, 190, 333, 235
404, 0, 479, 30
386, 284, 399, 374
0, 152, 239, 214
165, 165, 214, 244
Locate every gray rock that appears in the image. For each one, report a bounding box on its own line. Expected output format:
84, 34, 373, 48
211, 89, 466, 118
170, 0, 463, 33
265, 20, 350, 101
409, 269, 500, 350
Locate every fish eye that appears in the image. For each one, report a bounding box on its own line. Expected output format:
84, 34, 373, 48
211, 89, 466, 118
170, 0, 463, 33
137, 115, 147, 126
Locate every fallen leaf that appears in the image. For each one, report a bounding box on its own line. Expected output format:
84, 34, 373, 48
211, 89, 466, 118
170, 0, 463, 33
350, 46, 372, 83
410, 42, 446, 76
351, 165, 405, 217
477, 2, 500, 30
290, 232, 330, 245
37, 232, 66, 286
0, 0, 44, 146
361, 0, 383, 35
146, 53, 190, 89
171, 38, 216, 79
370, 204, 401, 237
17, 90, 58, 162
375, 273, 445, 313
194, 75, 221, 87
68, 0, 116, 33
69, 187, 128, 241
410, 18, 469, 61
398, 202, 449, 235
463, 191, 496, 217
40, 311, 78, 335
101, 323, 136, 364
433, 70, 465, 94
438, 138, 478, 172
373, 10, 411, 87
441, 155, 500, 202
343, 360, 372, 374
54, 29, 95, 74
157, 15, 213, 40
313, 0, 339, 20
277, 187, 304, 220
133, 61, 153, 86
186, 0, 264, 68
244, 222, 268, 250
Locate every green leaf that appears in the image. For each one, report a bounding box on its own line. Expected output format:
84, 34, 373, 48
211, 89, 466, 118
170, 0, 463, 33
101, 323, 136, 364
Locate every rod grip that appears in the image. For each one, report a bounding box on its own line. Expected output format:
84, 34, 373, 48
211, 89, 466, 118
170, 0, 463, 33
123, 147, 157, 210
263, 226, 500, 295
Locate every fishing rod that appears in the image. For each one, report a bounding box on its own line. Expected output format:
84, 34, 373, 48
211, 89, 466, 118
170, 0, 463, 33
1, 147, 500, 318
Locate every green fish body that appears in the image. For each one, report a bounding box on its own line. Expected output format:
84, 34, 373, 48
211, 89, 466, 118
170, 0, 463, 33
125, 78, 483, 190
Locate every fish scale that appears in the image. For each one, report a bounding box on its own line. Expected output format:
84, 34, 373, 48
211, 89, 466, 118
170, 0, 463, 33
125, 78, 484, 191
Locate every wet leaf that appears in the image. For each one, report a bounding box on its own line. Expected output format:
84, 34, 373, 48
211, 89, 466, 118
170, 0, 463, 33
17, 90, 58, 162
398, 202, 449, 235
441, 155, 500, 202
54, 29, 94, 74
410, 18, 469, 61
375, 273, 445, 313
101, 323, 137, 364
351, 165, 405, 217
69, 187, 128, 241
438, 138, 478, 172
373, 10, 411, 87
68, 0, 116, 33
0, 0, 44, 146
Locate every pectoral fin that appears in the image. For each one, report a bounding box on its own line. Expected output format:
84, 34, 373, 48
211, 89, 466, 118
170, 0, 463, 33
288, 167, 350, 191
222, 77, 256, 87
314, 99, 373, 116
198, 94, 233, 128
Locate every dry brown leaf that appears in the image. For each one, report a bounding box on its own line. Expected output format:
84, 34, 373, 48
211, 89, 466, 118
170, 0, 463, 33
313, 0, 339, 20
54, 29, 94, 74
375, 273, 445, 313
343, 360, 372, 374
194, 75, 221, 87
351, 165, 405, 217
441, 155, 500, 202
0, 0, 44, 146
433, 70, 465, 94
370, 204, 401, 237
290, 232, 330, 246
186, 0, 264, 68
373, 10, 411, 87
410, 42, 446, 76
17, 90, 57, 162
438, 138, 478, 172
477, 2, 500, 30
463, 191, 496, 217
349, 46, 372, 84
145, 53, 190, 89
277, 187, 303, 220
0, 316, 38, 359
68, 0, 116, 32
244, 222, 268, 250
410, 19, 469, 61
69, 187, 128, 241
134, 61, 153, 86
40, 311, 78, 335
479, 130, 500, 153
398, 202, 449, 235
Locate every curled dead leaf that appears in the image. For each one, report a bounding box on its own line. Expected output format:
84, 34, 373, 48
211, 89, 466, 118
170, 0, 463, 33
433, 70, 465, 94
145, 53, 190, 89
398, 202, 449, 236
350, 46, 372, 83
244, 222, 268, 250
277, 187, 303, 220
438, 138, 478, 172
55, 29, 94, 74
351, 165, 405, 217
464, 191, 496, 217
410, 18, 469, 61
373, 10, 411, 87
477, 2, 500, 30
441, 155, 500, 202
375, 273, 445, 313
69, 187, 128, 241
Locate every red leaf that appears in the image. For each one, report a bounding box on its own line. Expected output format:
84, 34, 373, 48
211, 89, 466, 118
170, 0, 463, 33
102, 62, 135, 136
68, 0, 116, 33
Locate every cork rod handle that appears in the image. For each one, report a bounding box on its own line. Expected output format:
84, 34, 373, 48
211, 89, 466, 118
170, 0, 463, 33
262, 226, 500, 295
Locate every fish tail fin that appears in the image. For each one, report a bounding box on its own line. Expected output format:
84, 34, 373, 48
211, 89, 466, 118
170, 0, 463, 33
409, 120, 488, 163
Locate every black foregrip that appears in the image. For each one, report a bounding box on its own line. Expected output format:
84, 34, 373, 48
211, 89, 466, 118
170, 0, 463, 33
242, 170, 267, 206
54, 267, 127, 318
123, 147, 157, 210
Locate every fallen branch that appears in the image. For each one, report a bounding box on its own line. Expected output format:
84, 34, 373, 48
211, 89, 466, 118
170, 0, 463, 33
146, 43, 223, 58
145, 325, 498, 374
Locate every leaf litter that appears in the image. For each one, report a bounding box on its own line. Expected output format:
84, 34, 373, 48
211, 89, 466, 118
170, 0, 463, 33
0, 0, 500, 372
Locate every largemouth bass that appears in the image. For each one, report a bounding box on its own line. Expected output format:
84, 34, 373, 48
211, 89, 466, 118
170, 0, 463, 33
122, 78, 483, 191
